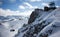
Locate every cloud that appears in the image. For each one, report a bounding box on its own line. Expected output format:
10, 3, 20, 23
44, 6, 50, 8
19, 5, 25, 9
56, 6, 59, 7
0, 8, 32, 16
19, 2, 39, 10
19, 10, 33, 16
42, 3, 49, 7
24, 2, 33, 8
30, 0, 41, 2
23, 2, 39, 9
0, 8, 20, 16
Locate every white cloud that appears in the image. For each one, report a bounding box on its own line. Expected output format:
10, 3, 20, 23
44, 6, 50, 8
24, 2, 33, 8
19, 2, 39, 9
56, 6, 59, 7
34, 6, 39, 8
42, 3, 49, 7
30, 0, 41, 2
19, 5, 25, 9
23, 2, 39, 9
0, 8, 20, 16
19, 10, 33, 16
0, 8, 32, 16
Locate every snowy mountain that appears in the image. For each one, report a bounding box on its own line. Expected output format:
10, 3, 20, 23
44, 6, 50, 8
0, 2, 60, 37
15, 7, 60, 37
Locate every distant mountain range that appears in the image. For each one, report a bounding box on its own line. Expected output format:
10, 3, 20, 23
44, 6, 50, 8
0, 15, 29, 21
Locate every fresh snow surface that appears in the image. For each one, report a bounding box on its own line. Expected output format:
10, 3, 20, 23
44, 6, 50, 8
0, 16, 28, 37
49, 31, 60, 37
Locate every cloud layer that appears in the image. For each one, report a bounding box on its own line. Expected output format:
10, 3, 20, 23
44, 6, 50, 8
0, 8, 32, 16
19, 2, 38, 9
30, 0, 41, 2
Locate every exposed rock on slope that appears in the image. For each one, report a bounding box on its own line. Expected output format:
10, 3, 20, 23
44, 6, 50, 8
28, 9, 44, 24
14, 7, 60, 37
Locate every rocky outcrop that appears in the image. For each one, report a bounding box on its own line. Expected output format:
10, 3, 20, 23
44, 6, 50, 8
16, 7, 60, 37
28, 2, 56, 24
15, 2, 59, 37
28, 9, 43, 24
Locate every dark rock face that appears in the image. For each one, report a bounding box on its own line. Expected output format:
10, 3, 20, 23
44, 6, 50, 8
44, 2, 56, 11
10, 29, 15, 32
44, 6, 49, 11
0, 23, 2, 25
28, 11, 37, 24
44, 6, 56, 11
28, 4, 56, 24
28, 9, 43, 24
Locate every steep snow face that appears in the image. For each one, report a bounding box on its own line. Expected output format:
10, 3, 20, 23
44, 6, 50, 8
37, 21, 60, 37
53, 8, 60, 21
0, 23, 14, 37
15, 7, 60, 37
37, 7, 60, 37
49, 31, 60, 37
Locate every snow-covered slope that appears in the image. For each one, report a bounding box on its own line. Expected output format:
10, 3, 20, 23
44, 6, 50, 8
37, 7, 60, 37
0, 16, 28, 37
49, 31, 60, 37
15, 7, 60, 37
0, 7, 60, 37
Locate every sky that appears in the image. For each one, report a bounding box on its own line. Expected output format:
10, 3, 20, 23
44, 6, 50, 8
0, 0, 60, 16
